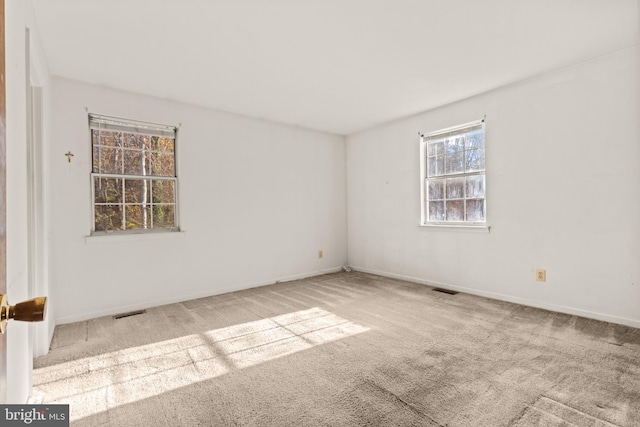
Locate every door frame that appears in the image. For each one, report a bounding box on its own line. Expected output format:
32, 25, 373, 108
0, 0, 9, 405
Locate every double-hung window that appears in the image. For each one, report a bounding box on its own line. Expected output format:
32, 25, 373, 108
90, 114, 179, 234
420, 119, 486, 226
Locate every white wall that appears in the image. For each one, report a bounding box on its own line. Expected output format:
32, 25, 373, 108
347, 47, 640, 327
5, 0, 52, 403
50, 77, 347, 323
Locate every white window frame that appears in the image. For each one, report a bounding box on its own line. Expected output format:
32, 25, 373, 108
89, 114, 180, 235
420, 119, 488, 230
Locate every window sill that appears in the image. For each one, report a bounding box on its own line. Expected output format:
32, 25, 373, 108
85, 230, 186, 245
419, 223, 490, 233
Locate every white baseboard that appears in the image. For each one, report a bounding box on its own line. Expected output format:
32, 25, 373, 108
55, 267, 343, 325
351, 266, 640, 329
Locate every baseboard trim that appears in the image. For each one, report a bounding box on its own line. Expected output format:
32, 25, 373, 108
55, 267, 343, 325
351, 266, 640, 329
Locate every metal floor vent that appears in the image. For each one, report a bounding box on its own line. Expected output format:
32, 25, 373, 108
113, 309, 146, 319
432, 288, 459, 295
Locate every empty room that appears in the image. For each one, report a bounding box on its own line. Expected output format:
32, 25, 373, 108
1, 0, 639, 426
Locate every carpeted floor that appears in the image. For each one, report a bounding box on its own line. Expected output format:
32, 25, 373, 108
32, 272, 640, 426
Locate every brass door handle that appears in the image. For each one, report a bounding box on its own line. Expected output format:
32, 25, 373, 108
0, 294, 47, 334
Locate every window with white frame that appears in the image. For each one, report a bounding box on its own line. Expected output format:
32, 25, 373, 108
420, 119, 486, 225
90, 114, 178, 233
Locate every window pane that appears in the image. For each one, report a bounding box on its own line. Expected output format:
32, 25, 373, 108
428, 201, 444, 221
93, 130, 121, 147
93, 146, 122, 174
149, 136, 159, 152
94, 178, 123, 204
466, 199, 485, 222
466, 130, 484, 150
92, 130, 99, 147
152, 180, 175, 204
428, 179, 444, 200
125, 205, 151, 230
427, 140, 443, 157
445, 151, 464, 174
122, 132, 138, 149
154, 137, 175, 153
123, 149, 141, 175
125, 179, 151, 203
465, 148, 485, 172
446, 200, 464, 221
143, 151, 152, 175
445, 177, 465, 199
139, 134, 152, 150
123, 149, 152, 176
445, 136, 464, 153
92, 146, 99, 173
153, 205, 175, 228
151, 152, 176, 177
95, 205, 123, 232
427, 155, 444, 177
122, 132, 152, 150
465, 175, 485, 198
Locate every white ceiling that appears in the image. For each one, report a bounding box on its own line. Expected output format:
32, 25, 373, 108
31, 0, 638, 135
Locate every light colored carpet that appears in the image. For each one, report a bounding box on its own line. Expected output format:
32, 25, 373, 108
32, 272, 640, 426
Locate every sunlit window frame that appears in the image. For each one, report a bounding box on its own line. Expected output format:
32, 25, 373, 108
89, 114, 180, 235
419, 118, 489, 230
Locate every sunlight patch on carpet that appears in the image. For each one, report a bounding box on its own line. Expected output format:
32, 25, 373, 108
32, 307, 369, 422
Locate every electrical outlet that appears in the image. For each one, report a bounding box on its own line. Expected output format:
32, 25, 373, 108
535, 269, 546, 282
318, 250, 323, 259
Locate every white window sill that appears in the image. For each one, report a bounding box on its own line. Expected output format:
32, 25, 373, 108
419, 223, 490, 233
85, 230, 186, 245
